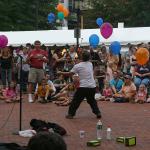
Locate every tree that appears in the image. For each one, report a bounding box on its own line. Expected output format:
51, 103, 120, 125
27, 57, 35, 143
0, 0, 58, 31
83, 0, 150, 28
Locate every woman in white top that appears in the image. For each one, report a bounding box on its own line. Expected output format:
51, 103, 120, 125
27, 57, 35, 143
59, 50, 101, 119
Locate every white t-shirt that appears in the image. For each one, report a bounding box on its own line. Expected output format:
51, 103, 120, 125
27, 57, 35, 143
71, 61, 96, 88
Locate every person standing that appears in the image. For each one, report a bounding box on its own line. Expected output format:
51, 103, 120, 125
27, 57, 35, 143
27, 40, 48, 102
0, 47, 13, 89
17, 47, 30, 92
59, 50, 101, 119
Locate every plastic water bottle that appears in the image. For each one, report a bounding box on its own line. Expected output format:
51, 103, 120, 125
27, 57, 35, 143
106, 126, 112, 140
96, 120, 103, 140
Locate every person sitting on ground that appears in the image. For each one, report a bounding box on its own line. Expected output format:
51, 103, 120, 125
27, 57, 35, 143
113, 74, 136, 103
53, 75, 79, 106
45, 73, 56, 94
133, 62, 150, 88
34, 79, 53, 103
3, 81, 19, 103
27, 131, 67, 150
0, 86, 6, 100
53, 74, 66, 94
110, 71, 124, 94
101, 81, 113, 101
135, 84, 147, 104
35, 74, 56, 101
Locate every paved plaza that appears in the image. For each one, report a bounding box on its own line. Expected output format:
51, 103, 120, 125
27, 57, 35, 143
0, 98, 150, 150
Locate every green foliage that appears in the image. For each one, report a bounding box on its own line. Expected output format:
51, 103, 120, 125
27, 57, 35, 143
0, 0, 149, 30
84, 0, 150, 28
0, 0, 58, 31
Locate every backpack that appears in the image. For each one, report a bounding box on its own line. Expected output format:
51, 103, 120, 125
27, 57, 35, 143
0, 143, 26, 150
30, 119, 67, 136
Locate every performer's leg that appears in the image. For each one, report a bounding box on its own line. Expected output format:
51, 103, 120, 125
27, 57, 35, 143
67, 88, 85, 118
86, 88, 101, 118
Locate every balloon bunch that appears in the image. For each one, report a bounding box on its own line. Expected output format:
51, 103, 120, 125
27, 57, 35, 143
96, 18, 113, 39
47, 3, 69, 24
0, 35, 8, 48
89, 17, 113, 48
89, 17, 121, 54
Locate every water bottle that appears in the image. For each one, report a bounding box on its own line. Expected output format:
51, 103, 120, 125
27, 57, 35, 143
96, 120, 102, 140
106, 126, 112, 140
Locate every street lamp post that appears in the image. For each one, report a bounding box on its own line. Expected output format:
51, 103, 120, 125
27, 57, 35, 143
74, 0, 81, 51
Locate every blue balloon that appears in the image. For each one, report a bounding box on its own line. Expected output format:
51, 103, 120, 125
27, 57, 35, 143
110, 41, 121, 55
89, 34, 100, 48
48, 13, 55, 23
96, 18, 103, 27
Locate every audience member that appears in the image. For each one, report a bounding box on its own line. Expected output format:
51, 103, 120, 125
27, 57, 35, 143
3, 81, 19, 103
17, 47, 30, 92
135, 84, 147, 104
102, 81, 113, 101
27, 132, 67, 150
34, 79, 53, 103
27, 40, 48, 103
53, 74, 66, 93
133, 62, 150, 87
113, 74, 136, 103
0, 47, 13, 89
110, 71, 124, 94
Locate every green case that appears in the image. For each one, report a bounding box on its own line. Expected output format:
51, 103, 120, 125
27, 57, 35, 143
116, 136, 136, 146
87, 140, 101, 147
116, 137, 125, 143
125, 136, 136, 146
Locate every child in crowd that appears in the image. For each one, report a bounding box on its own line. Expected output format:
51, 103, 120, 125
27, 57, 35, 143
45, 74, 56, 96
122, 57, 131, 75
0, 86, 6, 100
135, 84, 147, 104
53, 74, 66, 93
3, 81, 19, 103
34, 79, 54, 103
146, 87, 150, 103
102, 82, 113, 101
106, 62, 113, 82
53, 75, 79, 106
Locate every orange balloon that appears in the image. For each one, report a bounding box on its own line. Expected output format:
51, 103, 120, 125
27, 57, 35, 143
135, 48, 149, 65
63, 8, 69, 17
57, 3, 64, 12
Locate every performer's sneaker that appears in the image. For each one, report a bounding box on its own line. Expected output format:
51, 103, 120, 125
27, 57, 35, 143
96, 113, 102, 119
65, 114, 74, 119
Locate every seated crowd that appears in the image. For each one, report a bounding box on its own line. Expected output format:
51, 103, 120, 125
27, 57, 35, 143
0, 41, 150, 104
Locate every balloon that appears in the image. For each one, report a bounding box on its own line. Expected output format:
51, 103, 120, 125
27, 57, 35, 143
96, 18, 103, 27
57, 12, 64, 20
110, 41, 121, 55
100, 22, 113, 39
0, 35, 8, 48
135, 48, 149, 65
48, 13, 55, 23
63, 8, 69, 17
57, 3, 64, 12
89, 34, 100, 48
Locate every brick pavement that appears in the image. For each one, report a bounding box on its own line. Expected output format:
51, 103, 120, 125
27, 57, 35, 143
0, 99, 150, 150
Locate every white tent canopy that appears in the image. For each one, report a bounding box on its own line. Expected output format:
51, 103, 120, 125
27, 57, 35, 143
0, 27, 150, 46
